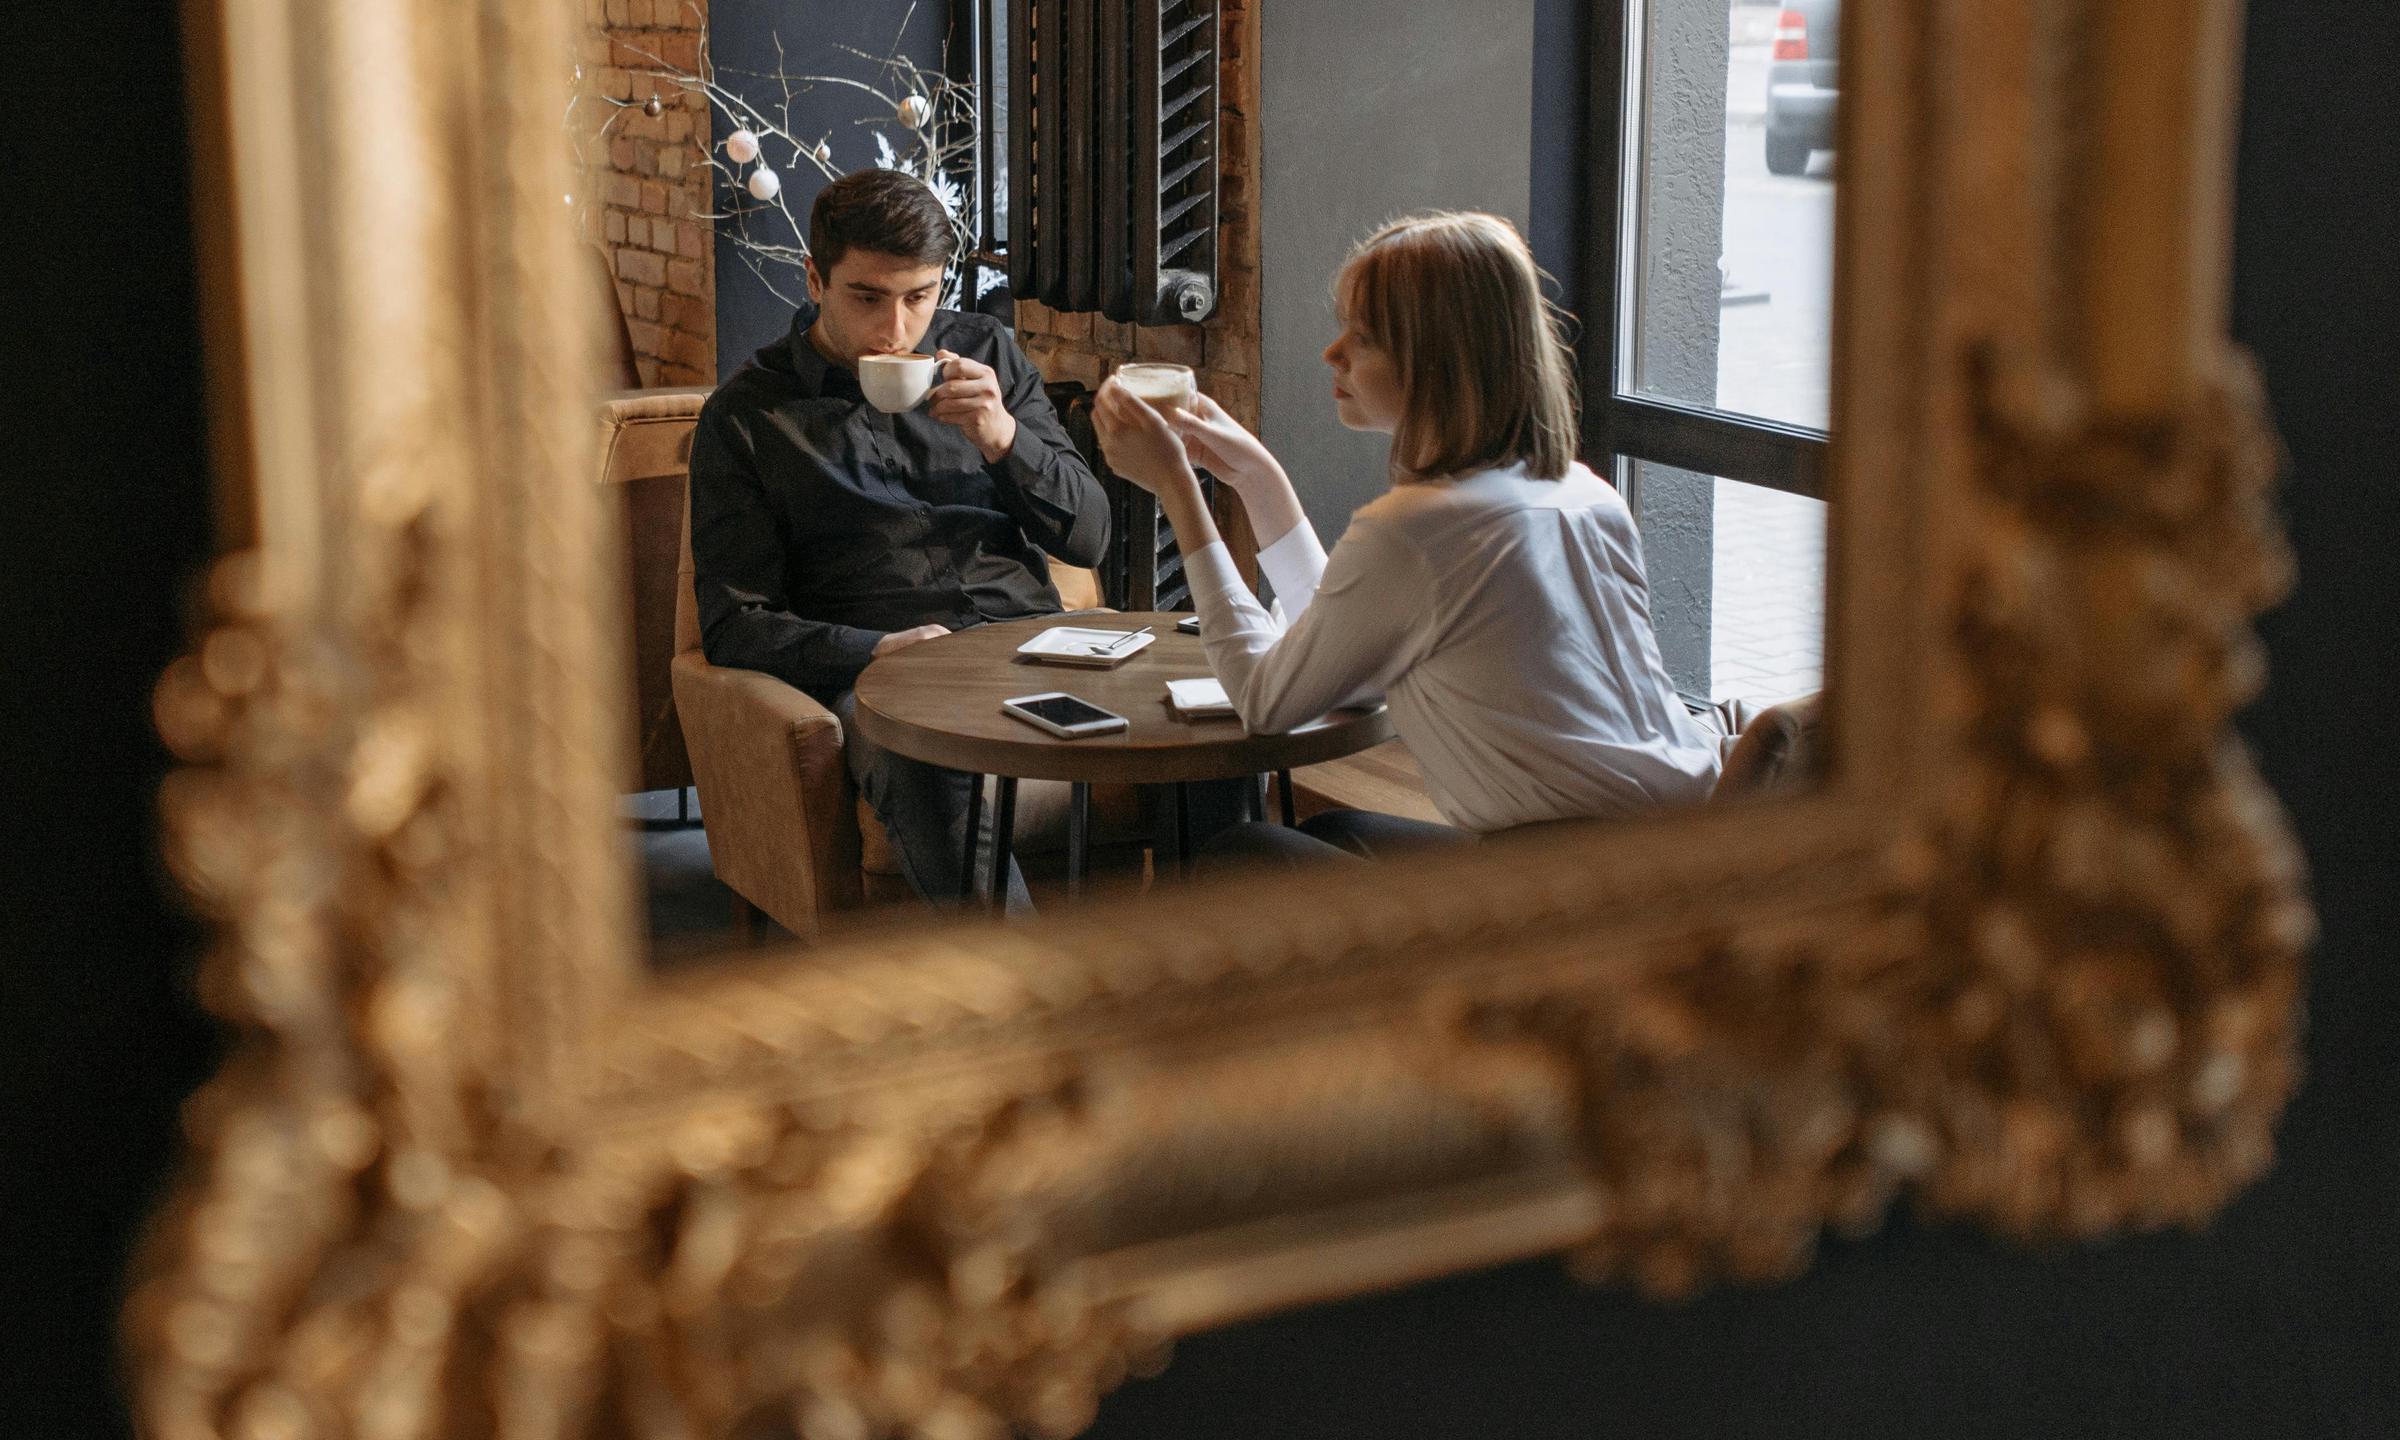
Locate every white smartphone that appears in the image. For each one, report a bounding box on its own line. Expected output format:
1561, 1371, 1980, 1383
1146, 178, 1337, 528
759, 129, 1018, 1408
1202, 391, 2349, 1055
1000, 692, 1130, 739
1175, 614, 1202, 635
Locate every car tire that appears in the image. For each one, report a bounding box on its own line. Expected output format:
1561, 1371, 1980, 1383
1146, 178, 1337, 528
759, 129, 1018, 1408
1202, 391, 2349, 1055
1765, 130, 1811, 177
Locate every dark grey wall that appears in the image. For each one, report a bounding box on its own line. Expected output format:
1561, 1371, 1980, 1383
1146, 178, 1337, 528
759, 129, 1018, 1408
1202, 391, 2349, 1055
708, 0, 951, 375
1528, 0, 1589, 304
1257, 0, 1539, 549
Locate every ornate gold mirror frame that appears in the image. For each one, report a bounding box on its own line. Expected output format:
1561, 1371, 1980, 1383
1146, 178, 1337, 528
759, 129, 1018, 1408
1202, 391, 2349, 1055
134, 1, 2307, 1435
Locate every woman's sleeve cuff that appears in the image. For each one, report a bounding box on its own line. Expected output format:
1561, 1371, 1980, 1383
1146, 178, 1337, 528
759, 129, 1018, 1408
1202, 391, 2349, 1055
1254, 522, 1328, 623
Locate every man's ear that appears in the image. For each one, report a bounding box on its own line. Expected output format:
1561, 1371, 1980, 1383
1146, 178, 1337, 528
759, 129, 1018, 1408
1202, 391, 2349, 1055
803, 257, 825, 303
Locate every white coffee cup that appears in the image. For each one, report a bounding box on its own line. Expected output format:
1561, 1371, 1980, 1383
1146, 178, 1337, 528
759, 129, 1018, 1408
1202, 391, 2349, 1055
1116, 362, 1197, 413
858, 352, 939, 413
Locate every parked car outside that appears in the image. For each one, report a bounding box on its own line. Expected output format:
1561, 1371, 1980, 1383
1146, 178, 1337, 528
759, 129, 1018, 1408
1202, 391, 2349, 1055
1765, 0, 1839, 176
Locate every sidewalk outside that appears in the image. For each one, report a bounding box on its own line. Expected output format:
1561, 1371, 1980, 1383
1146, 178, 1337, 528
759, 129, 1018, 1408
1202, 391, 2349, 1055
1710, 2, 1826, 706
1710, 479, 1824, 704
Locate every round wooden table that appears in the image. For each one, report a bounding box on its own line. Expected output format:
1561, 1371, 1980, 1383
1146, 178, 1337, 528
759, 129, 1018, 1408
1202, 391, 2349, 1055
852, 612, 1393, 905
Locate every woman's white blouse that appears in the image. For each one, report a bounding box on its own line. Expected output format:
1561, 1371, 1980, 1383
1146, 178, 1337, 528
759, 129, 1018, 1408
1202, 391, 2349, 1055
1182, 461, 1722, 833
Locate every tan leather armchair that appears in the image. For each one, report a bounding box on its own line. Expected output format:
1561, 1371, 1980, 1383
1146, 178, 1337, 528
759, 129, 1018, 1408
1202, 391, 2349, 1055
671, 531, 870, 930
664, 411, 1113, 939
598, 388, 714, 795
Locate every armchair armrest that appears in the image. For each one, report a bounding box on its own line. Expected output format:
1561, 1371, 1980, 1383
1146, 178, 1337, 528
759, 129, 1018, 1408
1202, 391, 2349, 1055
597, 387, 711, 487
670, 651, 864, 935
597, 387, 714, 795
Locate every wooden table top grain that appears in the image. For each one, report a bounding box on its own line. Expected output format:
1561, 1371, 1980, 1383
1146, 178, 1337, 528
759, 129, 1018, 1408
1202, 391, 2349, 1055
850, 612, 1393, 783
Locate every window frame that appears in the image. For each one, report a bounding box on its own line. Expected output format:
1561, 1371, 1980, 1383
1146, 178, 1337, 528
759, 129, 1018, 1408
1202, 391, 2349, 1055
951, 0, 1008, 287
1577, 0, 1830, 502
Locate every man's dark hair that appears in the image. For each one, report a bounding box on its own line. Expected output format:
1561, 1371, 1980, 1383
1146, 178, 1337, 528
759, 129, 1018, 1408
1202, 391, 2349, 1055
808, 169, 956, 274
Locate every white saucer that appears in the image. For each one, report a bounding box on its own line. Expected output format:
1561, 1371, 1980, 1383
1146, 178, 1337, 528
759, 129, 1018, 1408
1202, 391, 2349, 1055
1016, 626, 1158, 667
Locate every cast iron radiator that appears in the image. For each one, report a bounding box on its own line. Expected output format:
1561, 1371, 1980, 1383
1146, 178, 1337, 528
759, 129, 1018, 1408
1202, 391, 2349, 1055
1008, 0, 1220, 325
1046, 381, 1211, 610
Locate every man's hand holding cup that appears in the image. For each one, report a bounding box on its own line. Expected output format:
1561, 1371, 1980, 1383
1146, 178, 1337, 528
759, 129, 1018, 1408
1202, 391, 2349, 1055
927, 349, 1018, 463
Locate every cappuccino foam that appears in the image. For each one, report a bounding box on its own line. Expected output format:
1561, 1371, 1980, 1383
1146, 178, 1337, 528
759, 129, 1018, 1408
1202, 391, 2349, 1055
1117, 362, 1196, 412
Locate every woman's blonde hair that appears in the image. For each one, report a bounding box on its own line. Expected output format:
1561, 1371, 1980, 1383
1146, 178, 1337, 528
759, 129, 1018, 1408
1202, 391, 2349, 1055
1336, 211, 1580, 483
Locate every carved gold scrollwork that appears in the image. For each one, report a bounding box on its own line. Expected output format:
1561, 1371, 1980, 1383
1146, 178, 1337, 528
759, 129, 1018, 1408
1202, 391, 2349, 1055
522, 1080, 1158, 1440
1437, 349, 2308, 1300
134, 515, 532, 1439
129, 350, 2308, 1428
1920, 346, 2308, 1233
137, 628, 1149, 1438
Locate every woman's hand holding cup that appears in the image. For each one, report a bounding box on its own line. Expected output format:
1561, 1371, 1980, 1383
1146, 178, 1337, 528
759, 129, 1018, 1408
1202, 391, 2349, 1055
1158, 390, 1309, 556
1092, 377, 1200, 500
1169, 392, 1286, 497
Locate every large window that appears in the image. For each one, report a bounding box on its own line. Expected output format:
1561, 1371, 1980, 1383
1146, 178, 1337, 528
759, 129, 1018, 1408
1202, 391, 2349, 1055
1584, 0, 1834, 705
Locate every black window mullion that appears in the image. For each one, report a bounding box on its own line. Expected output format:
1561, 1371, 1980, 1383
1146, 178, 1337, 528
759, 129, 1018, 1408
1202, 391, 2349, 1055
1577, 0, 1630, 469
1606, 397, 1826, 500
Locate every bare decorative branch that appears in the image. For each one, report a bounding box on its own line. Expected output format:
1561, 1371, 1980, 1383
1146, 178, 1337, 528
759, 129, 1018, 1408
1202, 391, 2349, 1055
573, 1, 995, 310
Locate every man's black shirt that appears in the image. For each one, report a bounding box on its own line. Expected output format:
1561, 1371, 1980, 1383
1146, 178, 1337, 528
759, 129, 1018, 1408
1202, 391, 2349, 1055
688, 302, 1110, 703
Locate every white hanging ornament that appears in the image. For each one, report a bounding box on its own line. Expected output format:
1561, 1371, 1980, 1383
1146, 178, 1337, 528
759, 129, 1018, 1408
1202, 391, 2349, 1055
724, 128, 760, 163
746, 166, 782, 202
897, 93, 931, 130
813, 139, 832, 165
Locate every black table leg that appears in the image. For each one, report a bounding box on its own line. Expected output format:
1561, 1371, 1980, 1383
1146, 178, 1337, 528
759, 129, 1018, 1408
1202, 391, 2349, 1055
961, 773, 985, 906
1277, 768, 1297, 828
988, 775, 1018, 913
1173, 780, 1194, 876
1067, 781, 1090, 900
1242, 773, 1265, 823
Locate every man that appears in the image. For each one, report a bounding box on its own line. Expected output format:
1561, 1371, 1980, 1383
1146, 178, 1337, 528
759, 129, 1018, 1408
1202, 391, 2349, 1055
689, 169, 1109, 909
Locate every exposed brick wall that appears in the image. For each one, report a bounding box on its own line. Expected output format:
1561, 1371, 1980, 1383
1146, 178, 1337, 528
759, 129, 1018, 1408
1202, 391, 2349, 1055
577, 0, 715, 387
1013, 0, 1262, 574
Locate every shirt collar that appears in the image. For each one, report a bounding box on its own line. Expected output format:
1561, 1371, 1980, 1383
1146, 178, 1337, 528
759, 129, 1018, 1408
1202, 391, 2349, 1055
783, 301, 834, 396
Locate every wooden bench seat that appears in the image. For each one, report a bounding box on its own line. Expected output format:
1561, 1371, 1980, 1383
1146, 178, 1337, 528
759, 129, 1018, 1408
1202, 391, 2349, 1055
1282, 739, 1446, 825
1278, 691, 1822, 827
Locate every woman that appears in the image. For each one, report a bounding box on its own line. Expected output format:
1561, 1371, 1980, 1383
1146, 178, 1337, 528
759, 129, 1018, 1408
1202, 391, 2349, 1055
1092, 211, 1720, 863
